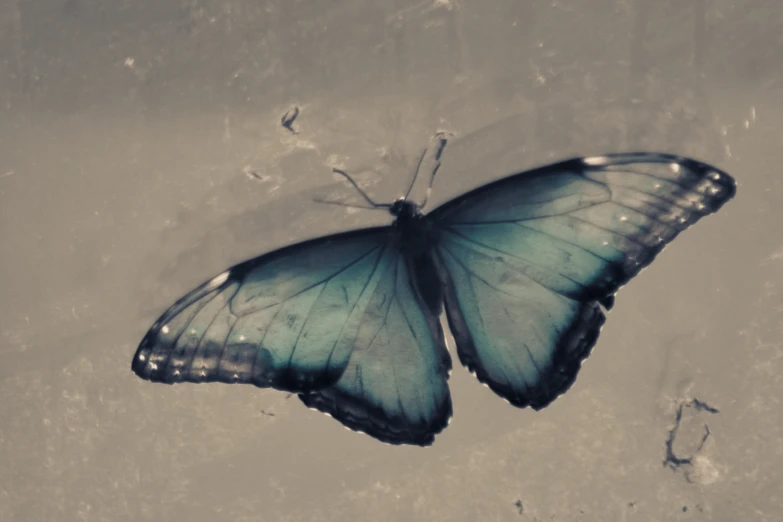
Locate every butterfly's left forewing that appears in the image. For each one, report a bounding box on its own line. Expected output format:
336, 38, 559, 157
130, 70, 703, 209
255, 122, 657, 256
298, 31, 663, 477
134, 228, 401, 391
427, 153, 736, 410
133, 227, 452, 445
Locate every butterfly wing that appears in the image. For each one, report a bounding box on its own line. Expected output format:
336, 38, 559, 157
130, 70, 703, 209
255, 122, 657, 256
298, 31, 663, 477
427, 153, 736, 409
132, 227, 452, 445
300, 246, 453, 445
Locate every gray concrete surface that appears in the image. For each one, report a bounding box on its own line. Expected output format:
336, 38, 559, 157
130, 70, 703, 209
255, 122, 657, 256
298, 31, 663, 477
1, 1, 780, 520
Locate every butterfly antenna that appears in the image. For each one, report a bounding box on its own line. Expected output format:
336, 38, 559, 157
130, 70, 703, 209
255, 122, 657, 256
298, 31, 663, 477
403, 147, 429, 201
331, 168, 391, 209
418, 133, 449, 210
311, 197, 381, 211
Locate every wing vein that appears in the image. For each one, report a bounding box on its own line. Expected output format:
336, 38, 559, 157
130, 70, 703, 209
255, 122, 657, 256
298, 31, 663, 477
595, 165, 704, 193
181, 292, 233, 379
442, 227, 589, 293
285, 281, 332, 371
363, 255, 397, 359
608, 201, 681, 234
510, 221, 614, 265
254, 243, 385, 367
438, 243, 531, 300
230, 243, 384, 316
323, 242, 390, 371
565, 214, 650, 250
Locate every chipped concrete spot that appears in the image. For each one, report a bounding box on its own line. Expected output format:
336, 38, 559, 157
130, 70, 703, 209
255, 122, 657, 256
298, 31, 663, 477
664, 398, 725, 484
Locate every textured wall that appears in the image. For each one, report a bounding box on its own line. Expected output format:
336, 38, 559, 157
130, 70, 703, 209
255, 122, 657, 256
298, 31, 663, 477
1, 1, 780, 521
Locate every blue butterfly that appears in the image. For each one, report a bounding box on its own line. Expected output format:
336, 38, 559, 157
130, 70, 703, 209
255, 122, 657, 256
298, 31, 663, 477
132, 135, 736, 446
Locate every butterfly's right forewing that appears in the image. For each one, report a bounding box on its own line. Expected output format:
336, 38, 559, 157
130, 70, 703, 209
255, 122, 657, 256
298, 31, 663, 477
427, 153, 736, 410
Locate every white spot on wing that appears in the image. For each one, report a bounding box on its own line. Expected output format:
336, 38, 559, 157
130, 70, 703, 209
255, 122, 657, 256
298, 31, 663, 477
584, 156, 610, 166
161, 325, 170, 334
210, 271, 230, 288
669, 163, 681, 173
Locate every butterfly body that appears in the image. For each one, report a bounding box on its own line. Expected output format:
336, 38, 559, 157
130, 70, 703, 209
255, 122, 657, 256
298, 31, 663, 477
133, 152, 735, 445
388, 199, 430, 256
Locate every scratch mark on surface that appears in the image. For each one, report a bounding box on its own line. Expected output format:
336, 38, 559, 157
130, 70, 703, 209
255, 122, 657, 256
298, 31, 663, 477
281, 106, 300, 134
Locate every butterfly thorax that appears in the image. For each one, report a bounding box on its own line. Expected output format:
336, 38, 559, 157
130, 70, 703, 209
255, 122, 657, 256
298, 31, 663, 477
389, 199, 429, 247
388, 198, 442, 313
389, 198, 422, 221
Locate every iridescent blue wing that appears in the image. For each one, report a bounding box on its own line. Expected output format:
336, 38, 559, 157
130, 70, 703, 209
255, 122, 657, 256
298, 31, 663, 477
132, 228, 452, 445
427, 153, 736, 409
299, 247, 452, 445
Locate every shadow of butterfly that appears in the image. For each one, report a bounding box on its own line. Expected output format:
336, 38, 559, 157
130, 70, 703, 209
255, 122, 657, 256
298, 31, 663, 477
132, 132, 736, 446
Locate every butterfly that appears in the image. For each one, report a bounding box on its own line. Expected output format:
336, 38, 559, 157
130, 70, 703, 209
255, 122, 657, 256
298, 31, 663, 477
132, 134, 736, 446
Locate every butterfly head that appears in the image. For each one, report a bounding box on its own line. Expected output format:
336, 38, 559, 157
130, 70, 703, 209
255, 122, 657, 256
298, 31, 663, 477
389, 198, 422, 221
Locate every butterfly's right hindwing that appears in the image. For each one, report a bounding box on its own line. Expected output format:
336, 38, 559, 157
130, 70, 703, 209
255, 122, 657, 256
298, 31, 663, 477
132, 229, 395, 392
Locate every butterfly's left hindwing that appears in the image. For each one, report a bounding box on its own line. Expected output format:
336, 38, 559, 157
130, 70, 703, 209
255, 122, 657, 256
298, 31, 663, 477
300, 245, 452, 446
428, 153, 736, 409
